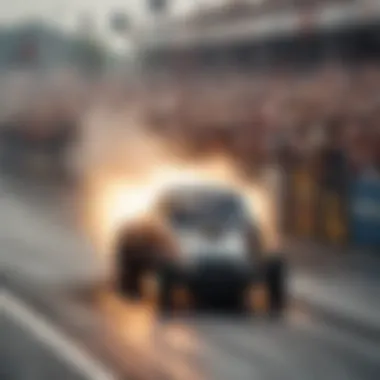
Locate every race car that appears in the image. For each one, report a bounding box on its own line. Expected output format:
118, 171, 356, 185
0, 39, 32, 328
114, 184, 286, 315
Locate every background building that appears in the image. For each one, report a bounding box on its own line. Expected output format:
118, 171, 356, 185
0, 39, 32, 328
136, 0, 380, 75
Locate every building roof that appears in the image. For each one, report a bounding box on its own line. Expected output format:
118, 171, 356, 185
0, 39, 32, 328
137, 0, 380, 50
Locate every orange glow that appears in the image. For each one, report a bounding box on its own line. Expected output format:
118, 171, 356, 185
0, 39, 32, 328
81, 157, 245, 256
76, 109, 279, 261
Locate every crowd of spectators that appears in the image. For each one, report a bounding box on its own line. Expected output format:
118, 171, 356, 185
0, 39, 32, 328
143, 61, 380, 242
146, 62, 380, 181
1, 58, 378, 243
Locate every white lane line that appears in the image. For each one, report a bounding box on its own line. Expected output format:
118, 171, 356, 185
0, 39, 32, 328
1, 290, 116, 380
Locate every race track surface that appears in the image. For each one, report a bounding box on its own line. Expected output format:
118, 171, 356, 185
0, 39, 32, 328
1, 174, 380, 380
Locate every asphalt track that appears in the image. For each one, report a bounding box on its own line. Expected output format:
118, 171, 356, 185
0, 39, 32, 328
2, 174, 380, 380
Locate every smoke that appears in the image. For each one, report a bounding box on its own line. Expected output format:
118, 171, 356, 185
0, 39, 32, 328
74, 103, 279, 261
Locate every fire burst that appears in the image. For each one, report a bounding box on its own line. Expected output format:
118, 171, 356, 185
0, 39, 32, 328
75, 108, 279, 263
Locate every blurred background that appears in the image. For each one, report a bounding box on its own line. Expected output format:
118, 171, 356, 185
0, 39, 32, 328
1, 0, 380, 247
1, 0, 380, 379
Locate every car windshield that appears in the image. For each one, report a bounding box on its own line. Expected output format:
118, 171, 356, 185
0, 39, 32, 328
166, 190, 246, 230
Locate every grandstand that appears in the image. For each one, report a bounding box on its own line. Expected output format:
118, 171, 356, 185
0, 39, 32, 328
137, 0, 380, 74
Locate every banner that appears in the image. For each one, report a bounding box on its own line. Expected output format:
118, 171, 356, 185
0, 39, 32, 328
350, 174, 380, 247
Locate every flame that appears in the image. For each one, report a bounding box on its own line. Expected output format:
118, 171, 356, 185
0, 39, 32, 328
81, 157, 244, 256
76, 107, 279, 260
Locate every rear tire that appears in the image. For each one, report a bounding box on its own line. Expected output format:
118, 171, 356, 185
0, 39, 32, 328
116, 251, 145, 300
230, 290, 249, 315
194, 280, 249, 314
157, 265, 175, 315
265, 257, 286, 316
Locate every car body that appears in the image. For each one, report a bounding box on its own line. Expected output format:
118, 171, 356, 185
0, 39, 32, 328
115, 183, 286, 314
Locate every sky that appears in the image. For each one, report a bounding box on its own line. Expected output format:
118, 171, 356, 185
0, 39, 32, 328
0, 0, 230, 51
0, 0, 227, 30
